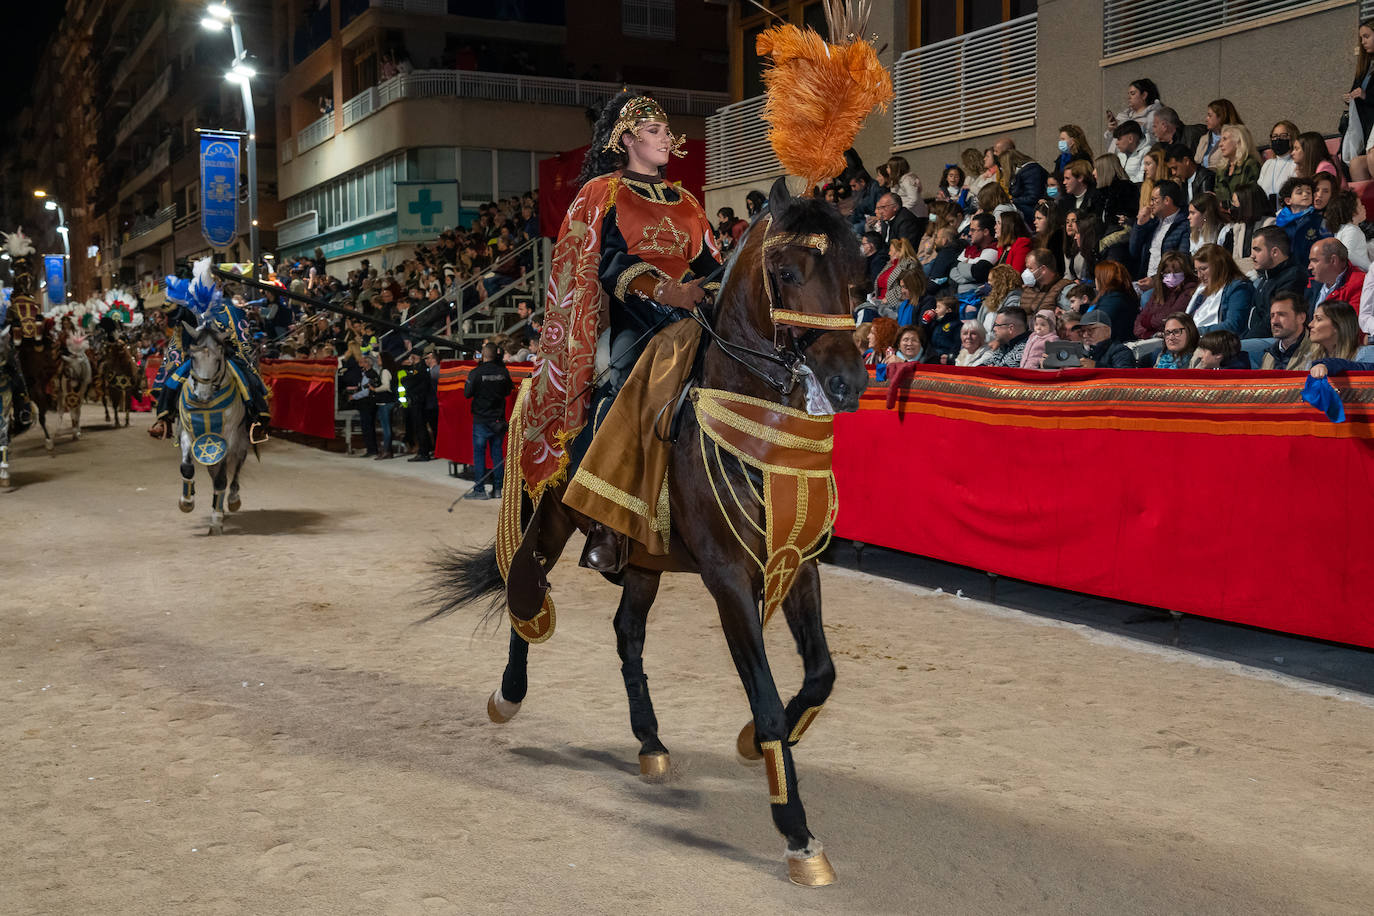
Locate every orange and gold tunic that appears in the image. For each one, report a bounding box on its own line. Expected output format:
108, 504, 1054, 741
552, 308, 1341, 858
595, 170, 723, 336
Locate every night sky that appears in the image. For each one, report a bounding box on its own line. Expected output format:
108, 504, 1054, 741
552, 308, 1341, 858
0, 2, 68, 123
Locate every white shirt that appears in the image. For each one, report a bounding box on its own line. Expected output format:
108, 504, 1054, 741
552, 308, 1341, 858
1118, 145, 1149, 183
1147, 211, 1182, 278
1190, 287, 1224, 329
1335, 223, 1372, 272
1257, 155, 1296, 203
1358, 269, 1374, 337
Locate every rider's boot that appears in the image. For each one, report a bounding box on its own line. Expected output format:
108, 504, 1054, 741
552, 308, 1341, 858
0, 445, 9, 487
579, 522, 627, 573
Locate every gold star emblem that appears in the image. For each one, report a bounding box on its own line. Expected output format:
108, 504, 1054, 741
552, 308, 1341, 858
640, 217, 690, 258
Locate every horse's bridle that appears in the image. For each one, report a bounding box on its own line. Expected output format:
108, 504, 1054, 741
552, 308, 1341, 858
689, 214, 855, 397
187, 342, 228, 395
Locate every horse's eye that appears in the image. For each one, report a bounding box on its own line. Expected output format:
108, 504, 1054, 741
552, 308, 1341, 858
779, 268, 799, 285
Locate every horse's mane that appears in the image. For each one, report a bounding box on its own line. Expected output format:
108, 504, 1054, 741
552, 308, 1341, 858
720, 193, 861, 298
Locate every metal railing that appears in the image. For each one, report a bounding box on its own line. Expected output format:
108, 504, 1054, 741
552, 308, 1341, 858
125, 204, 177, 242
281, 137, 295, 165
340, 69, 725, 123
296, 112, 336, 153
342, 86, 380, 128
891, 13, 1037, 150
115, 65, 172, 147
379, 237, 549, 345
704, 94, 780, 188
622, 0, 675, 39
370, 0, 447, 12
118, 136, 172, 202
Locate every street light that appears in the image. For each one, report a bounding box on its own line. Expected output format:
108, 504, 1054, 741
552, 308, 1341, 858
201, 3, 260, 274
32, 189, 70, 260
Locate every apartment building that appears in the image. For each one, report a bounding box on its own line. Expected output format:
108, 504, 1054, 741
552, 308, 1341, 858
271, 0, 729, 274
705, 0, 1364, 216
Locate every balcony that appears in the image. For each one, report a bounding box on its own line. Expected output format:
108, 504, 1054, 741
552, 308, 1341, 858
115, 65, 173, 148
704, 94, 779, 188
117, 137, 172, 203
338, 70, 726, 135
121, 203, 177, 256
296, 113, 336, 154
891, 13, 1037, 150
110, 12, 165, 93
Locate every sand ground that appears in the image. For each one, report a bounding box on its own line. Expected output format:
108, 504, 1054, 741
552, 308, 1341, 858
3, 418, 1373, 915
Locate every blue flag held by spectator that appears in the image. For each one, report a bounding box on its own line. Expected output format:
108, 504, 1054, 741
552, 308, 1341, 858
1302, 374, 1346, 423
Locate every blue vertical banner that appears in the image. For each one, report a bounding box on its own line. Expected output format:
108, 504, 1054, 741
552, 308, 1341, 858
43, 255, 66, 307
200, 132, 241, 250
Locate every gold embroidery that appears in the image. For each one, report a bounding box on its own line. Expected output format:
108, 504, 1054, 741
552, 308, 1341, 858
621, 176, 678, 205
640, 216, 691, 258
763, 231, 829, 255
771, 309, 856, 330
653, 470, 671, 534
761, 739, 788, 804
695, 391, 833, 453
570, 466, 652, 518
788, 705, 822, 744
613, 261, 665, 304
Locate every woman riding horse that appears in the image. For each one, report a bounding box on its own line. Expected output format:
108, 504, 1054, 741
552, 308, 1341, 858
523, 93, 724, 572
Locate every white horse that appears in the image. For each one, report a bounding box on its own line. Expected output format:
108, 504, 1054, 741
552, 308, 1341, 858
177, 322, 252, 534
57, 335, 93, 440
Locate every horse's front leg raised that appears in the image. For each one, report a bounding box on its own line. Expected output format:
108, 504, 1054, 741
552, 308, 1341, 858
703, 563, 834, 886
737, 562, 835, 761
613, 566, 670, 781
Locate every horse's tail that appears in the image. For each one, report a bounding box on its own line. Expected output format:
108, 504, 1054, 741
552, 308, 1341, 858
421, 541, 505, 626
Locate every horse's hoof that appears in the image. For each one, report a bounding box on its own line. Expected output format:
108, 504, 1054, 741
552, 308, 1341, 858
786, 844, 836, 887
227, 495, 241, 512
486, 689, 520, 723
736, 720, 763, 764
209, 525, 223, 536
638, 752, 671, 783
178, 500, 194, 513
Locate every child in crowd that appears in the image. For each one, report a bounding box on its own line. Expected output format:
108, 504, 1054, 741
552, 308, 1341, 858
927, 297, 963, 364
1021, 308, 1061, 369
1064, 283, 1093, 314
1193, 329, 1250, 369
1274, 177, 1329, 268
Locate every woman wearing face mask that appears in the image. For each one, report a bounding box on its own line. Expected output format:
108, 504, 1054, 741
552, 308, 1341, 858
1055, 125, 1094, 177
1134, 251, 1198, 339
1259, 121, 1299, 204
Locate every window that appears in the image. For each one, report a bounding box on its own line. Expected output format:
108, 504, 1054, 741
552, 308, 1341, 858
185, 181, 200, 216
460, 148, 493, 201
735, 1, 825, 101
910, 0, 1036, 50
622, 0, 675, 40
498, 150, 531, 200
1104, 0, 1322, 60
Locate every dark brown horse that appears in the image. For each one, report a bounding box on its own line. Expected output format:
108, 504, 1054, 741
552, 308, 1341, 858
3, 242, 57, 452
99, 338, 143, 427
429, 179, 868, 884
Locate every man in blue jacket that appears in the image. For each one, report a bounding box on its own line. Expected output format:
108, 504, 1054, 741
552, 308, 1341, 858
1128, 180, 1189, 283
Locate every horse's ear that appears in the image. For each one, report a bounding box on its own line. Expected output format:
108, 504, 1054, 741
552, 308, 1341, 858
768, 176, 792, 215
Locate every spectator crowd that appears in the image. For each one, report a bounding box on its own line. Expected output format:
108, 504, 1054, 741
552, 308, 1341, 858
725, 30, 1374, 378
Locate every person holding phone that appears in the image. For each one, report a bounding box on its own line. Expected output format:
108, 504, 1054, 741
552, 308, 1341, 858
1105, 79, 1163, 153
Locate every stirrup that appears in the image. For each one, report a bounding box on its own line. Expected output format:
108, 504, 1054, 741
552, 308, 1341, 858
578, 523, 627, 573
249, 422, 270, 444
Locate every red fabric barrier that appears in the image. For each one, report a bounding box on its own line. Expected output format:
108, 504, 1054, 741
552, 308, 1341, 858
434, 361, 534, 463
261, 358, 337, 440
833, 366, 1374, 648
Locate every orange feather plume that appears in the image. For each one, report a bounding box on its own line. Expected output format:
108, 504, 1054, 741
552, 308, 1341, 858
756, 16, 893, 192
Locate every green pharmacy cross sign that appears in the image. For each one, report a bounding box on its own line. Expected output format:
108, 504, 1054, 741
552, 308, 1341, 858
396, 180, 459, 242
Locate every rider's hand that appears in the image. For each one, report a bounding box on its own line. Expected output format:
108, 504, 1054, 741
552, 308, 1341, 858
654, 277, 708, 312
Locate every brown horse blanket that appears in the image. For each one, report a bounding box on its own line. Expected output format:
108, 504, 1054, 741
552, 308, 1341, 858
563, 320, 700, 556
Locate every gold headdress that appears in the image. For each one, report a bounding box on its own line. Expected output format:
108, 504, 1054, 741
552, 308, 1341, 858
602, 95, 687, 158
756, 0, 893, 190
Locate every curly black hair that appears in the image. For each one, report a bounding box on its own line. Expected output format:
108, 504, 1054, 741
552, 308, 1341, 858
575, 92, 667, 190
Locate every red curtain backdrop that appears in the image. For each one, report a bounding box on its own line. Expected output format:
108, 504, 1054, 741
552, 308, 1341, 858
538, 140, 707, 239
434, 360, 533, 463
833, 366, 1374, 649
261, 358, 337, 440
